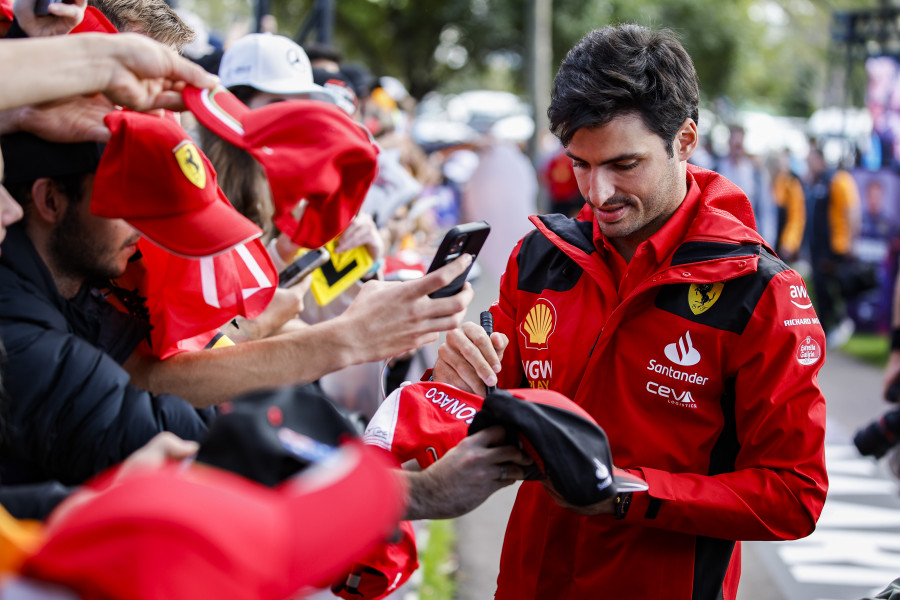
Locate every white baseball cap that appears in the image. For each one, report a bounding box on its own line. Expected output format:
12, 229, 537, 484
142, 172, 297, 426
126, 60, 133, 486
219, 33, 332, 99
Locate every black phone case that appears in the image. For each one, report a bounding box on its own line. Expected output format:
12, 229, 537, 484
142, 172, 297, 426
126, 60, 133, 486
427, 221, 490, 298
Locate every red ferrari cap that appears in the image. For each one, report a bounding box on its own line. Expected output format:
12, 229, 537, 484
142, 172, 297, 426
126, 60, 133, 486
24, 442, 406, 600
91, 111, 263, 258
332, 520, 419, 600
469, 387, 648, 506
183, 85, 378, 248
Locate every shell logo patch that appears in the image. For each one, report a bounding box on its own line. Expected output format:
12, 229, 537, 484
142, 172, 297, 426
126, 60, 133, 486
796, 336, 822, 366
688, 282, 724, 315
174, 141, 206, 189
520, 298, 557, 350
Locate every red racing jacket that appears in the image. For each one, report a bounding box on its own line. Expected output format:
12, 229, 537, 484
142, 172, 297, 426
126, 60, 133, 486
490, 165, 828, 600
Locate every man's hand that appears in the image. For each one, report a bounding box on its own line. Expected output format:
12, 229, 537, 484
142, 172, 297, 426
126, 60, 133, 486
14, 0, 86, 38
117, 432, 199, 478
434, 321, 508, 394
338, 254, 474, 363
6, 94, 115, 142
404, 426, 532, 520
100, 33, 218, 112
335, 213, 384, 262
541, 478, 616, 516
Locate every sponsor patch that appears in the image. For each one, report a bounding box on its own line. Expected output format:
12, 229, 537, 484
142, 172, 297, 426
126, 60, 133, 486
796, 336, 822, 366
789, 284, 814, 309
520, 298, 557, 350
688, 282, 723, 315
664, 331, 701, 367
784, 317, 820, 327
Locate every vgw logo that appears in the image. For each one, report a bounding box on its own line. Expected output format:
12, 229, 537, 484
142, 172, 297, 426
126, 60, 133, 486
664, 331, 701, 366
790, 284, 813, 309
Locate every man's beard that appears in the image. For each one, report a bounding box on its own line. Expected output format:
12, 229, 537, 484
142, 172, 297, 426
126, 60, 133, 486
49, 205, 127, 283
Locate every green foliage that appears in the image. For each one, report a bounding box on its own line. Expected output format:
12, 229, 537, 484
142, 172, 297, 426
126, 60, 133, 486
842, 333, 891, 368
195, 0, 880, 117
419, 519, 457, 600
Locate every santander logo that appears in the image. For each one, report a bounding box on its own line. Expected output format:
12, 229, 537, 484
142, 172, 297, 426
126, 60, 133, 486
664, 331, 701, 367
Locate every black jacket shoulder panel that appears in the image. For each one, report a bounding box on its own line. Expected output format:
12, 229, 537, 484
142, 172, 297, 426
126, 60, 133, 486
516, 220, 589, 294
671, 241, 761, 266
655, 245, 789, 334
533, 214, 596, 254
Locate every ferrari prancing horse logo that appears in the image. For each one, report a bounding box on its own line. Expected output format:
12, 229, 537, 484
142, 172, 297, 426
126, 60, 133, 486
688, 282, 724, 315
174, 141, 206, 189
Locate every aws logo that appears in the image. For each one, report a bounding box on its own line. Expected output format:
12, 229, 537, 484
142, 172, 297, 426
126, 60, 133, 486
520, 298, 557, 350
688, 282, 723, 315
789, 284, 813, 309
173, 141, 206, 189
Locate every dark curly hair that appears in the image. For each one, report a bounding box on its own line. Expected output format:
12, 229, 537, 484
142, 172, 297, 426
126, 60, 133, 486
548, 24, 700, 157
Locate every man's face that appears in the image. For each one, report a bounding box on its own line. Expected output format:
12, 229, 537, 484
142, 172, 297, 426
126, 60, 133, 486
49, 174, 140, 281
567, 113, 693, 259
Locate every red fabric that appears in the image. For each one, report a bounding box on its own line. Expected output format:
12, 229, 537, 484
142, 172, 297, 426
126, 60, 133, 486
183, 86, 378, 248
92, 111, 263, 258
0, 0, 13, 23
487, 164, 828, 599
24, 442, 405, 600
332, 521, 418, 600
541, 147, 580, 203
70, 6, 117, 33
131, 236, 275, 359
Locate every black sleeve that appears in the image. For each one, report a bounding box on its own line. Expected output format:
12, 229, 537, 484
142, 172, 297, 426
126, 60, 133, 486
0, 317, 209, 485
0, 482, 76, 520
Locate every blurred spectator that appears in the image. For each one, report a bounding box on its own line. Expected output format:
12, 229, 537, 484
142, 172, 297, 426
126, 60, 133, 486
770, 149, 806, 263
304, 41, 342, 73
540, 143, 583, 217
462, 124, 538, 280
806, 143, 863, 346
177, 7, 223, 74
715, 125, 777, 245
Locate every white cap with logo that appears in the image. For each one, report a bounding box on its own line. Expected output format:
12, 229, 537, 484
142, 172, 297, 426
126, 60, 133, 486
219, 33, 333, 99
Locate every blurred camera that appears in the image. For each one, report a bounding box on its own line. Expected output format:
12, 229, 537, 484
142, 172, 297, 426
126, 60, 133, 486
853, 381, 900, 459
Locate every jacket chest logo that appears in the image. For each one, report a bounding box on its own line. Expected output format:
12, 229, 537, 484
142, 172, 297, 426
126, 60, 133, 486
688, 282, 724, 315
520, 298, 557, 350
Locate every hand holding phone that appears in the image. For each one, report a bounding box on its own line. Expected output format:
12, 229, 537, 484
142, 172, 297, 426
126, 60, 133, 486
16, 0, 84, 36
426, 221, 490, 298
32, 0, 61, 16
278, 248, 330, 288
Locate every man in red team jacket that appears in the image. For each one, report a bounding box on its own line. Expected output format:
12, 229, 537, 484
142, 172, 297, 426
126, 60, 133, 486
433, 24, 828, 600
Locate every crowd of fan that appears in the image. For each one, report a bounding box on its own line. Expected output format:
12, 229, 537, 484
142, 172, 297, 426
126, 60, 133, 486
0, 0, 535, 597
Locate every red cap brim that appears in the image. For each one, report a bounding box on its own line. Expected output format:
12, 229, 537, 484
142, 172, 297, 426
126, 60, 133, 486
183, 86, 252, 149
128, 186, 262, 258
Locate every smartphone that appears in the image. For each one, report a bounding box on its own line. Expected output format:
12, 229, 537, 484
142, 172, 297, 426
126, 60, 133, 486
426, 221, 490, 298
278, 247, 330, 288
34, 0, 62, 16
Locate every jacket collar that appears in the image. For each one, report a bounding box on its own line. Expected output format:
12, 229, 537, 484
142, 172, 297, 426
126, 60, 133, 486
530, 164, 769, 275
0, 223, 64, 310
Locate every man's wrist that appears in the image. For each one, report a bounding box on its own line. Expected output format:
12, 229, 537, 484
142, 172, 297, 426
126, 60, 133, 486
614, 492, 632, 520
